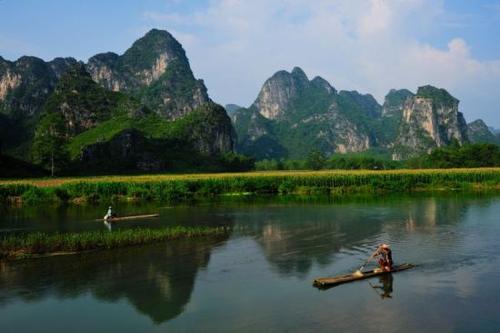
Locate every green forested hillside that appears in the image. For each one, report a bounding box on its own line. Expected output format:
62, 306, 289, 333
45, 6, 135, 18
0, 30, 236, 176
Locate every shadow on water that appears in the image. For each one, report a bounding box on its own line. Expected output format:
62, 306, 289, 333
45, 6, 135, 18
0, 235, 230, 324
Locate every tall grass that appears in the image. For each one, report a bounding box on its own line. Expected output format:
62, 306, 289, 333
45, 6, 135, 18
0, 226, 230, 259
1, 169, 500, 205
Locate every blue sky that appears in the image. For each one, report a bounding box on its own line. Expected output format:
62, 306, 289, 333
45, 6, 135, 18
1, 0, 500, 126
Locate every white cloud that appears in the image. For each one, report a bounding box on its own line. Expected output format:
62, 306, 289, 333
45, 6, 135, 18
143, 0, 500, 126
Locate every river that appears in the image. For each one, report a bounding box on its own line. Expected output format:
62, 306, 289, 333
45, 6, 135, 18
1, 193, 499, 332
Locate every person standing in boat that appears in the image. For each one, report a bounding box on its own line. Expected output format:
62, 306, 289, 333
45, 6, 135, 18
104, 206, 114, 220
375, 243, 393, 272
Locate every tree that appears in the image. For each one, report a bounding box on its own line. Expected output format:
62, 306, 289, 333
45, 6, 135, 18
306, 150, 326, 170
409, 143, 500, 169
32, 112, 69, 176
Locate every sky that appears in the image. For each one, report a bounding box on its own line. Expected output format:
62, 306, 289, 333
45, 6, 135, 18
1, 0, 500, 126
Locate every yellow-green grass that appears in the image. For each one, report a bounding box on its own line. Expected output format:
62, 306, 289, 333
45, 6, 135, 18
1, 168, 500, 206
2, 168, 500, 187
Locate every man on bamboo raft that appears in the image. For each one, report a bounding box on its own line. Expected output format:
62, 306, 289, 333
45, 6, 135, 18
374, 243, 393, 272
104, 206, 116, 220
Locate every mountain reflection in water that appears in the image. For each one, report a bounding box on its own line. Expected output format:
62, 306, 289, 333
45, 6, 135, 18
1, 194, 500, 332
0, 236, 229, 324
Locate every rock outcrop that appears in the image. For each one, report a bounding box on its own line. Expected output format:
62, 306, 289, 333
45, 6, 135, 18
232, 67, 376, 159
392, 86, 468, 159
0, 56, 76, 118
253, 67, 312, 120
382, 89, 414, 118
467, 119, 499, 144
43, 63, 139, 137
231, 107, 287, 159
224, 104, 243, 116
232, 70, 482, 161
184, 103, 234, 155
86, 29, 210, 119
0, 56, 77, 159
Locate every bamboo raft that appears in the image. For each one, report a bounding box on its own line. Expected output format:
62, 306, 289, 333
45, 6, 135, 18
102, 214, 159, 222
313, 263, 415, 289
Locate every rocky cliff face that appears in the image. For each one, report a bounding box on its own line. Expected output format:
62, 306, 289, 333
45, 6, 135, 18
392, 86, 468, 159
232, 70, 479, 161
86, 29, 210, 119
382, 89, 414, 118
0, 56, 77, 158
49, 57, 79, 78
233, 67, 376, 159
186, 103, 234, 155
375, 89, 415, 147
43, 63, 139, 137
231, 107, 286, 159
1, 29, 233, 172
252, 67, 312, 120
467, 119, 499, 144
0, 56, 76, 119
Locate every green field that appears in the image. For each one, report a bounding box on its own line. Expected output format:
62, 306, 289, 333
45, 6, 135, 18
1, 168, 500, 206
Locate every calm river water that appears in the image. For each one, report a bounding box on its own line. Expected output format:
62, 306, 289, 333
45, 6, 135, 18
1, 194, 500, 332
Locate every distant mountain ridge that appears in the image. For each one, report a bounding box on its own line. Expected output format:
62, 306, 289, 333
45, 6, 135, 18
468, 119, 500, 144
224, 104, 243, 115
232, 67, 381, 159
1, 33, 497, 174
232, 67, 496, 160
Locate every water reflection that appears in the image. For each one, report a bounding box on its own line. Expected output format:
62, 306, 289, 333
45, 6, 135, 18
251, 195, 484, 278
0, 236, 229, 324
103, 220, 113, 231
0, 202, 170, 234
255, 212, 383, 278
1, 194, 499, 332
403, 196, 467, 232
369, 274, 394, 299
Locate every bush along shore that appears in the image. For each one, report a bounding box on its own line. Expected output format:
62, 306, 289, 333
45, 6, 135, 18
0, 226, 231, 260
1, 169, 500, 206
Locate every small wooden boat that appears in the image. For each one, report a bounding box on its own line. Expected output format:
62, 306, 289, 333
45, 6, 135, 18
313, 263, 415, 289
102, 214, 159, 222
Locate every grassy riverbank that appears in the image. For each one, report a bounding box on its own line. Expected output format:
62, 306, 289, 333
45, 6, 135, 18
1, 168, 500, 205
0, 226, 230, 260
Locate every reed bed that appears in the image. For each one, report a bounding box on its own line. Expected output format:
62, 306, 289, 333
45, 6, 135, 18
1, 168, 500, 205
2, 168, 500, 187
0, 226, 230, 260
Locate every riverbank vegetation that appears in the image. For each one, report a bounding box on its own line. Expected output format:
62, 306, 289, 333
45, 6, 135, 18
255, 151, 400, 171
0, 226, 230, 260
406, 143, 500, 169
1, 168, 499, 206
255, 144, 500, 171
